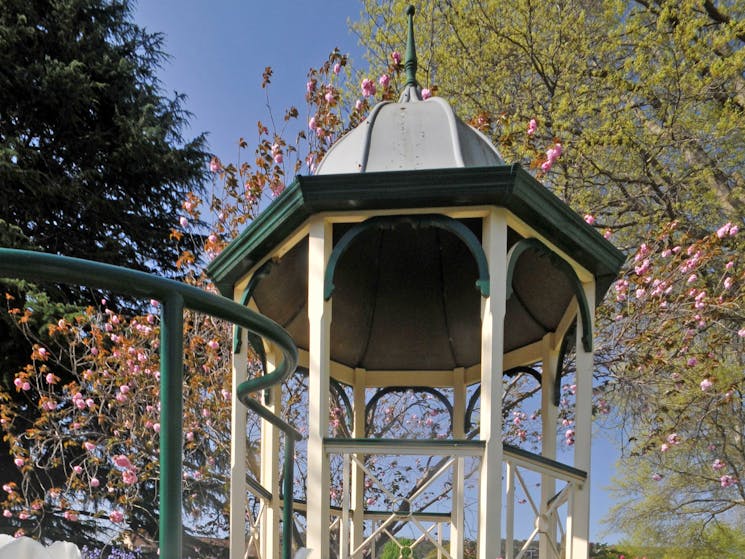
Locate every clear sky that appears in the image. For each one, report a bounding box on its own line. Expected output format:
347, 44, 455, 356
133, 0, 623, 546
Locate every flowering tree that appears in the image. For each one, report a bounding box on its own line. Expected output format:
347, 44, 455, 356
601, 222, 744, 550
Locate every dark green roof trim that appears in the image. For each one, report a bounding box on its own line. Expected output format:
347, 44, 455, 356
206, 165, 626, 300
324, 214, 490, 300
506, 238, 593, 352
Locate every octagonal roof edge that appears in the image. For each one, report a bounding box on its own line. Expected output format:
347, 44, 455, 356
206, 165, 626, 300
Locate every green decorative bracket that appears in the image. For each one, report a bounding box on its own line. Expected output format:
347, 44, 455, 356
505, 238, 593, 352
323, 214, 490, 301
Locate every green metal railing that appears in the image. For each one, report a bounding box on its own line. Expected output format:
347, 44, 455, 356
0, 248, 300, 559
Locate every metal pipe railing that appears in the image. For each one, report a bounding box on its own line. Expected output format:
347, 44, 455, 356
0, 248, 299, 559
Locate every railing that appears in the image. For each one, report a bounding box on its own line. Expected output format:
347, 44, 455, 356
0, 248, 299, 559
321, 438, 586, 559
503, 445, 586, 559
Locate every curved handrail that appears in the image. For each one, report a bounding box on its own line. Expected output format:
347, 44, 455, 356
0, 248, 299, 559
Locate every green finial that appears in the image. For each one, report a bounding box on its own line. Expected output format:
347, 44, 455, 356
405, 5, 418, 87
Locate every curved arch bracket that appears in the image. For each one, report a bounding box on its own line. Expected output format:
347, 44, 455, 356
233, 259, 274, 355
505, 238, 593, 353
324, 214, 490, 301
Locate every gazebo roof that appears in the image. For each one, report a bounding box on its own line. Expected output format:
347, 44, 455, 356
315, 86, 504, 175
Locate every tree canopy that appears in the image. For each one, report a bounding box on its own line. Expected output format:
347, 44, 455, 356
0, 0, 207, 274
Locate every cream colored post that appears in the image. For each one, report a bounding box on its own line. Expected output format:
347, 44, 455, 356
478, 209, 507, 559
451, 368, 466, 559
230, 324, 249, 559
260, 346, 281, 558
567, 282, 595, 559
504, 463, 514, 559
540, 335, 559, 559
307, 217, 333, 558
351, 369, 366, 556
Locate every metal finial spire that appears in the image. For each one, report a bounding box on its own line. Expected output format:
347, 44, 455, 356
404, 5, 418, 87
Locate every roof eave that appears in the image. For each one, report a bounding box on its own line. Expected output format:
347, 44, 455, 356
206, 165, 626, 298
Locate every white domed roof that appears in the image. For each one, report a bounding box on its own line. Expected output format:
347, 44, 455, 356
315, 86, 504, 175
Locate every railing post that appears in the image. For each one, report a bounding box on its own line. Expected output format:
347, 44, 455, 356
540, 335, 559, 559
159, 292, 184, 559
261, 347, 282, 559
505, 461, 514, 559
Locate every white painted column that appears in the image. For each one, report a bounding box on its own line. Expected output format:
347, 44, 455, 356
307, 217, 333, 558
567, 284, 595, 559
351, 369, 366, 557
478, 209, 507, 559
230, 322, 249, 559
451, 368, 466, 559
260, 346, 281, 559
539, 335, 559, 559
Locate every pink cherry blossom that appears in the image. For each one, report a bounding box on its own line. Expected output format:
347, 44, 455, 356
584, 214, 595, 225
306, 80, 315, 93
90, 477, 100, 488
207, 339, 219, 350
153, 423, 161, 433
209, 157, 222, 173
113, 455, 134, 470
355, 99, 363, 111
527, 118, 537, 136
19, 511, 30, 520
45, 373, 56, 384
308, 116, 317, 130
712, 459, 726, 471
391, 51, 402, 65
421, 88, 432, 100
14, 458, 24, 468
38, 347, 48, 358
720, 474, 736, 488
361, 78, 376, 98
122, 470, 138, 485
109, 510, 124, 523
179, 216, 188, 228
378, 74, 390, 88
83, 441, 96, 452
22, 382, 30, 391
42, 399, 56, 411
738, 328, 745, 337
63, 510, 78, 522
2, 510, 11, 518
72, 465, 83, 475
333, 63, 341, 75
700, 378, 713, 391
716, 222, 732, 238
660, 443, 670, 453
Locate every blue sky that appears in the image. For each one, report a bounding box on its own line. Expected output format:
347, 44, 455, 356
133, 0, 623, 545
